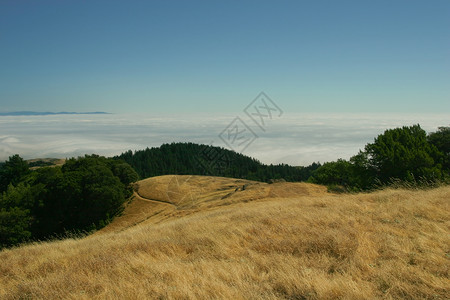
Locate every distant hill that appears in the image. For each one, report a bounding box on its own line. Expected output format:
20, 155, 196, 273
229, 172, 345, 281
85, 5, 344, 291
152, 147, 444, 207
26, 158, 66, 169
116, 142, 320, 182
0, 111, 109, 116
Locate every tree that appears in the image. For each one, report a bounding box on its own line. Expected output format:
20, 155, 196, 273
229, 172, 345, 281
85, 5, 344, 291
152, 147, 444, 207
0, 155, 30, 193
0, 207, 31, 248
32, 155, 129, 236
308, 159, 361, 191
428, 127, 450, 172
365, 125, 443, 183
0, 155, 137, 247
0, 182, 34, 248
108, 160, 140, 186
115, 142, 312, 182
349, 151, 376, 189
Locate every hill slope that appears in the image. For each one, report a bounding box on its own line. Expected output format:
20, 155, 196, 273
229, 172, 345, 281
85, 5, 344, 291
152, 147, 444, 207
0, 176, 449, 299
98, 175, 326, 234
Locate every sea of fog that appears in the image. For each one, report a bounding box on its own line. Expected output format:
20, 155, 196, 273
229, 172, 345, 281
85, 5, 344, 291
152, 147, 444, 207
0, 113, 448, 166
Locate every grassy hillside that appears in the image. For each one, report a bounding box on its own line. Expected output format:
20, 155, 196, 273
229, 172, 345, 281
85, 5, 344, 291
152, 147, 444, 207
98, 175, 325, 234
0, 176, 449, 299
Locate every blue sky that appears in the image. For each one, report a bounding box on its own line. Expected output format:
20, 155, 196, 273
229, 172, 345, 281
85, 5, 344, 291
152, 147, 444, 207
1, 0, 449, 114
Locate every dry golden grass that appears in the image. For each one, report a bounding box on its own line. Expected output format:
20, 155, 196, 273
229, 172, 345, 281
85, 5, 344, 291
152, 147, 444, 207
0, 175, 449, 299
99, 175, 326, 234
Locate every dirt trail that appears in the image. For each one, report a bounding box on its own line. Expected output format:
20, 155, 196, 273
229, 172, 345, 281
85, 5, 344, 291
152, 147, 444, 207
133, 190, 176, 207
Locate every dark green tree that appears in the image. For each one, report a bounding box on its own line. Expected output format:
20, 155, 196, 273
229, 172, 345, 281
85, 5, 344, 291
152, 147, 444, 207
0, 155, 137, 247
428, 126, 450, 172
115, 142, 313, 182
365, 125, 443, 183
108, 159, 140, 186
0, 154, 30, 193
308, 159, 357, 190
349, 151, 376, 189
30, 155, 129, 237
0, 207, 32, 248
0, 182, 34, 248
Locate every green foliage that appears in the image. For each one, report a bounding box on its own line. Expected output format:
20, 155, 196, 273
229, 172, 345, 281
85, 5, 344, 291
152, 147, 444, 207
1, 182, 37, 213
349, 151, 376, 188
309, 159, 353, 186
0, 155, 138, 249
308, 159, 366, 192
116, 142, 320, 182
0, 207, 32, 248
365, 125, 443, 183
107, 159, 140, 186
309, 125, 447, 191
0, 155, 30, 193
428, 126, 450, 171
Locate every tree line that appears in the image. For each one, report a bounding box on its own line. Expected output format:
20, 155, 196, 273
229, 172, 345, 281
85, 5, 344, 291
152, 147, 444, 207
115, 142, 320, 182
308, 125, 450, 191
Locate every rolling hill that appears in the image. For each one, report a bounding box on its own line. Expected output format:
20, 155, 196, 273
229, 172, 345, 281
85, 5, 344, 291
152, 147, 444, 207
0, 175, 449, 299
97, 175, 326, 234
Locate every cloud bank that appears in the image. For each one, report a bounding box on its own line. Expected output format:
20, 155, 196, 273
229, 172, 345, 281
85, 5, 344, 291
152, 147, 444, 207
0, 113, 448, 166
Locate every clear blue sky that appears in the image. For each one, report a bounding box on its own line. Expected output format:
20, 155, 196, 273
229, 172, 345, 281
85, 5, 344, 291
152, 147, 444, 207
1, 0, 449, 113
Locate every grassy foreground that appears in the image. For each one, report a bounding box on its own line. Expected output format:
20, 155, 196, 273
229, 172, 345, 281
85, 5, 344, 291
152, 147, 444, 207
0, 176, 449, 299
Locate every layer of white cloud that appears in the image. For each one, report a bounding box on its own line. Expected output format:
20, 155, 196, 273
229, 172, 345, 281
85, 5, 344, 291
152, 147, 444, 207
0, 113, 448, 166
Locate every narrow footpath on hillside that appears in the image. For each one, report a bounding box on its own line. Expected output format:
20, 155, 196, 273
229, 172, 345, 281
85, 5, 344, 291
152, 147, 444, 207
133, 190, 177, 207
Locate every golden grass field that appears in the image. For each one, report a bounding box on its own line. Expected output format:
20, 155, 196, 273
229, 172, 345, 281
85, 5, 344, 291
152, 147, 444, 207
0, 175, 449, 299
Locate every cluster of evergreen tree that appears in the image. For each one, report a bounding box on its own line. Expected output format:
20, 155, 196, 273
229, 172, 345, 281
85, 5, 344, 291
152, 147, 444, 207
0, 155, 138, 249
308, 125, 450, 191
115, 142, 320, 182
